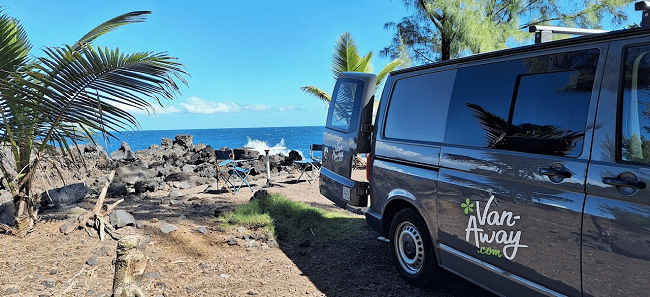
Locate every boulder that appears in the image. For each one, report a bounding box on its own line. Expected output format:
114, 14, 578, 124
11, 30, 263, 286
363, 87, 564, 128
164, 172, 194, 182
0, 200, 15, 226
110, 142, 135, 161
161, 137, 173, 147
109, 209, 136, 228
134, 180, 158, 194
107, 181, 128, 197
174, 134, 193, 148
115, 165, 154, 185
42, 183, 89, 206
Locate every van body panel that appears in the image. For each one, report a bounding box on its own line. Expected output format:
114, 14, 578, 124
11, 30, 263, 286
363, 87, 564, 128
437, 147, 586, 296
582, 37, 650, 296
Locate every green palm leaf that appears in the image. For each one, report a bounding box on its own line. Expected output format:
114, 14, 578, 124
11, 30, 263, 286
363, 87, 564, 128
73, 11, 150, 50
300, 85, 331, 103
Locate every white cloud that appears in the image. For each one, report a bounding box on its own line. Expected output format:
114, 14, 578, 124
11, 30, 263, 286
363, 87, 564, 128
116, 97, 302, 116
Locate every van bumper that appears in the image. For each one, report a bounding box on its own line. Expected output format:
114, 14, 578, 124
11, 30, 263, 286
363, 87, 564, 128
319, 167, 368, 207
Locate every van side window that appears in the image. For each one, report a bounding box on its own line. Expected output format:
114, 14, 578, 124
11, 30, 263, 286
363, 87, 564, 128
444, 49, 599, 157
384, 70, 455, 143
621, 45, 650, 165
328, 79, 365, 131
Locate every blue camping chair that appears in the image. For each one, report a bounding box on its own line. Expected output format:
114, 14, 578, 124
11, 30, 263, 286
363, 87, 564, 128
218, 159, 254, 194
293, 144, 323, 185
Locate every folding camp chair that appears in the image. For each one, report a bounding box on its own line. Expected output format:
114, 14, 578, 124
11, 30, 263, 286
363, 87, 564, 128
218, 159, 254, 194
293, 144, 323, 185
216, 159, 235, 195
231, 161, 254, 193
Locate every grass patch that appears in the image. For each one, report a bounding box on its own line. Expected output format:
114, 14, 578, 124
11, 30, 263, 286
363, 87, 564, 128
216, 193, 366, 243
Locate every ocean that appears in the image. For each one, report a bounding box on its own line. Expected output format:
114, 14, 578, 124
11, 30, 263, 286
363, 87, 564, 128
93, 126, 325, 156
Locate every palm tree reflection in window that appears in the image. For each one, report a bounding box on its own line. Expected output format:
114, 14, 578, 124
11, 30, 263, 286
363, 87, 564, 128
467, 103, 585, 156
330, 81, 358, 130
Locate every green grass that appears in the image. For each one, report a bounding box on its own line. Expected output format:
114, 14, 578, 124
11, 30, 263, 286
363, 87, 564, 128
216, 193, 366, 243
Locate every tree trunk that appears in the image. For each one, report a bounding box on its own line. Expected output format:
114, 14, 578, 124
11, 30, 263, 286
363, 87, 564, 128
112, 235, 149, 297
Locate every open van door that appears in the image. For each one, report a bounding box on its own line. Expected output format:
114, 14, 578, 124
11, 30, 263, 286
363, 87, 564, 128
319, 72, 376, 208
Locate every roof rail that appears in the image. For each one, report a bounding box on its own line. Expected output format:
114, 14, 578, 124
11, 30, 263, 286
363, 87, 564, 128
637, 1, 650, 27
528, 25, 608, 44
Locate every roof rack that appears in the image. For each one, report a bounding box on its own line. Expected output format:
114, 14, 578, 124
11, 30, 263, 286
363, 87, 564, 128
530, 1, 650, 44
637, 1, 650, 27
528, 26, 608, 44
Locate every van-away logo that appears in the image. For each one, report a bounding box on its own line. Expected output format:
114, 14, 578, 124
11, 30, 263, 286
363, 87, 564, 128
461, 195, 527, 260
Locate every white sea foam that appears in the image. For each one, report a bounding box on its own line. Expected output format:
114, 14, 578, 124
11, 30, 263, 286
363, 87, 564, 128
243, 137, 299, 156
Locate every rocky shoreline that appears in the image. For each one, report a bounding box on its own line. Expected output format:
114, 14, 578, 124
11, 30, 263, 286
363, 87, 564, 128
0, 134, 307, 226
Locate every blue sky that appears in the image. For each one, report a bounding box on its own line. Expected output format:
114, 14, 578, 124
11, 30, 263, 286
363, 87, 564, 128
1, 1, 640, 130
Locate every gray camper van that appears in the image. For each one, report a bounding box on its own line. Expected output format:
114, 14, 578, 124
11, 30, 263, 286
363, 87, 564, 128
319, 3, 650, 296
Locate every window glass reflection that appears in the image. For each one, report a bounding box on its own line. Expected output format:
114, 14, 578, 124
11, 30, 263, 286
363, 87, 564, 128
621, 45, 650, 165
329, 80, 362, 131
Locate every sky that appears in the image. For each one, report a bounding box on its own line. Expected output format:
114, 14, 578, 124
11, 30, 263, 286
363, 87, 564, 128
1, 1, 641, 130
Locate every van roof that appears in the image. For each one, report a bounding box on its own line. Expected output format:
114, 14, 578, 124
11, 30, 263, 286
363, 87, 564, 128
392, 26, 650, 75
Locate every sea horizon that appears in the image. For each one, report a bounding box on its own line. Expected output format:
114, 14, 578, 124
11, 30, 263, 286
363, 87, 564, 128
92, 126, 325, 157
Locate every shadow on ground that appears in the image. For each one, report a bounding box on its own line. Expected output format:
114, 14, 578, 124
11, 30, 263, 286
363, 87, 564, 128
269, 209, 496, 297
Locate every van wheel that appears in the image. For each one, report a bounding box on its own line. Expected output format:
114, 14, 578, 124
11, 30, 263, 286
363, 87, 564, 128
389, 208, 438, 287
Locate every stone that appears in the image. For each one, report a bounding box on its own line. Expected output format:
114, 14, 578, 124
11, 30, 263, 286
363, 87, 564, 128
86, 256, 99, 266
196, 226, 208, 234
159, 222, 178, 234
110, 142, 135, 161
0, 200, 16, 226
144, 271, 161, 279
42, 278, 56, 288
237, 226, 247, 233
161, 137, 173, 147
3, 287, 19, 295
50, 269, 57, 275
109, 209, 136, 228
164, 172, 193, 182
66, 206, 87, 220
134, 179, 158, 194
174, 134, 193, 148
107, 182, 128, 197
42, 183, 89, 206
60, 218, 78, 235
115, 165, 154, 184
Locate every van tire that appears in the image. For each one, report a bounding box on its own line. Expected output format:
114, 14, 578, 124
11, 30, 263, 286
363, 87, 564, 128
389, 208, 438, 287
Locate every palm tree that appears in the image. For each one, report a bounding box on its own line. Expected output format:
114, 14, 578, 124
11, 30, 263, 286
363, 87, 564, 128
301, 32, 402, 104
0, 10, 188, 234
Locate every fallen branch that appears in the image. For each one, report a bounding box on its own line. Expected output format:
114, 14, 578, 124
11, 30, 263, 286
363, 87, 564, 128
59, 169, 123, 241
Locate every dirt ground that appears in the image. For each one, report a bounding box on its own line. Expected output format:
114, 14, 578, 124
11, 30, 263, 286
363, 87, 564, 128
0, 171, 495, 297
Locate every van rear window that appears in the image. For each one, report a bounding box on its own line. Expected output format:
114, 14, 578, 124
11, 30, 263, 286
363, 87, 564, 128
327, 79, 365, 131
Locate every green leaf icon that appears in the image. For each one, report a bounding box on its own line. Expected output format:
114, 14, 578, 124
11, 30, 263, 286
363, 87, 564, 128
461, 198, 474, 215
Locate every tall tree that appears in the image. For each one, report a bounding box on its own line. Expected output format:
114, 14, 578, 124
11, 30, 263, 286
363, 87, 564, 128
382, 0, 629, 64
0, 10, 187, 234
301, 32, 402, 104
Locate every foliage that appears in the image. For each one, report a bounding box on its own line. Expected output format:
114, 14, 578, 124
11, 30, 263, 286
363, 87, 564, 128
216, 193, 365, 242
382, 0, 629, 63
0, 9, 187, 233
301, 32, 402, 104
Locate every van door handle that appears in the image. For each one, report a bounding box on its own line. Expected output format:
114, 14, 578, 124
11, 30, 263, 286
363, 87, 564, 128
602, 177, 647, 189
538, 167, 572, 178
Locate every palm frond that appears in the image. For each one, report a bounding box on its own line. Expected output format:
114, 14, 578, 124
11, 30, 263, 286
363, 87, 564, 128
74, 11, 151, 50
300, 85, 331, 103
375, 58, 402, 90
0, 44, 188, 155
331, 32, 363, 78
0, 12, 31, 82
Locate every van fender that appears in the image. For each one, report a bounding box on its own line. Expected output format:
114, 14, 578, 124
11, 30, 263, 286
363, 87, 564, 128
382, 189, 439, 248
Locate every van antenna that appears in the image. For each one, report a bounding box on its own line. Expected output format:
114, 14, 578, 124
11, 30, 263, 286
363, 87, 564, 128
636, 1, 650, 27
